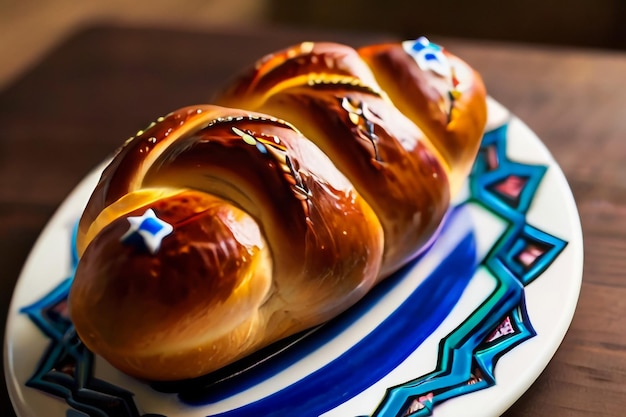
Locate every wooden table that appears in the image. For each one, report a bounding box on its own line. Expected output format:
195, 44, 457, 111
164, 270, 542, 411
1, 24, 624, 417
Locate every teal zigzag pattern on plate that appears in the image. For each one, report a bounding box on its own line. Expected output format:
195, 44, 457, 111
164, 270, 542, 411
369, 123, 568, 416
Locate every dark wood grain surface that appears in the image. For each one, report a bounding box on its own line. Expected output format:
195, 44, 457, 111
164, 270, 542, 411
1, 24, 624, 417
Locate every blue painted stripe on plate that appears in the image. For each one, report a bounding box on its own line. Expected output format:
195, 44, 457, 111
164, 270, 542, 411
207, 210, 477, 417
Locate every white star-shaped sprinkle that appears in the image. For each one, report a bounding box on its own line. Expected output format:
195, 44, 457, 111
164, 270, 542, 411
120, 208, 173, 254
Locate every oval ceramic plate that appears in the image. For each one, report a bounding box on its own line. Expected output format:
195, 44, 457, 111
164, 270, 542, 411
4, 98, 583, 417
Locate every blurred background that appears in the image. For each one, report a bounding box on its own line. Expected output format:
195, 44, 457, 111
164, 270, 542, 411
1, 0, 625, 90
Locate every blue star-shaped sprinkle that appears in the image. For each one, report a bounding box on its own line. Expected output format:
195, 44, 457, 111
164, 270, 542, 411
403, 36, 451, 78
120, 208, 173, 254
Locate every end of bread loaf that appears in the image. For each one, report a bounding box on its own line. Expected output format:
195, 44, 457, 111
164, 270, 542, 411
358, 37, 488, 193
70, 190, 274, 380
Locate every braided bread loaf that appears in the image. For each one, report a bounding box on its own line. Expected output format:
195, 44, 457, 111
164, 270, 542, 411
68, 38, 487, 381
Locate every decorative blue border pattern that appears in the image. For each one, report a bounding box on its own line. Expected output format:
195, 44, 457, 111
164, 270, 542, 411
370, 124, 567, 416
19, 122, 567, 417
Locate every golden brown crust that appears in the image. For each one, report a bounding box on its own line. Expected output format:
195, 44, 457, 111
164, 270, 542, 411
215, 40, 485, 275
358, 41, 488, 193
70, 105, 384, 380
218, 41, 381, 110
70, 38, 487, 381
225, 85, 449, 277
71, 191, 273, 378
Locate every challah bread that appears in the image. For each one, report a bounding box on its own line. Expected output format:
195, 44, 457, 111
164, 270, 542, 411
70, 105, 384, 380
69, 38, 487, 382
216, 38, 486, 276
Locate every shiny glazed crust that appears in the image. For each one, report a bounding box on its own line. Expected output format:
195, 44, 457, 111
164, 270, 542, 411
70, 105, 384, 380
216, 39, 487, 275
358, 41, 487, 194
69, 38, 487, 381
